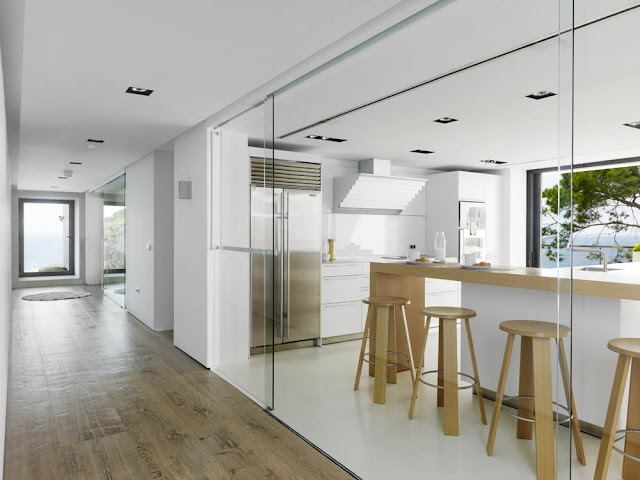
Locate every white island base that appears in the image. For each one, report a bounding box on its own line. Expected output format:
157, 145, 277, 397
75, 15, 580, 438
460, 282, 640, 430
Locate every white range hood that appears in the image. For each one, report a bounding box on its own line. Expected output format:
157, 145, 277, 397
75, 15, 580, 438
333, 159, 427, 214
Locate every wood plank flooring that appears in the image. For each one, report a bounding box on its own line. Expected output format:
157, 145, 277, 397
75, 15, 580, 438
5, 287, 352, 480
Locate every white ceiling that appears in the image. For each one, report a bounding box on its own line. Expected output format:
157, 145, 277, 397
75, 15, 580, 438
225, 0, 640, 172
13, 0, 408, 192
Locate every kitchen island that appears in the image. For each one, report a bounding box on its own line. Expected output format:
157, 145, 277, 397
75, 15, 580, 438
370, 261, 640, 429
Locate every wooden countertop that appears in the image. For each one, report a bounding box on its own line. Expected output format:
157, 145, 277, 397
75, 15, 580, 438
370, 262, 640, 301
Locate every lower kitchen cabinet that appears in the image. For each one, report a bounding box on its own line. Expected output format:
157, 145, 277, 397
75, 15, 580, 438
321, 301, 362, 338
322, 262, 364, 339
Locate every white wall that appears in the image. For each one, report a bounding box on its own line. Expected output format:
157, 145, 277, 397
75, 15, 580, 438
0, 41, 12, 480
125, 153, 155, 328
84, 191, 103, 285
11, 189, 85, 288
153, 150, 174, 331
173, 124, 211, 366
498, 168, 527, 266
125, 150, 175, 331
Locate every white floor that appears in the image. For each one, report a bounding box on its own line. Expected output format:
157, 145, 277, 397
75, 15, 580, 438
218, 340, 625, 479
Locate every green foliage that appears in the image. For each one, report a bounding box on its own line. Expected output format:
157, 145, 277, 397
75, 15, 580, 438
542, 166, 640, 263
633, 243, 640, 252
38, 265, 68, 272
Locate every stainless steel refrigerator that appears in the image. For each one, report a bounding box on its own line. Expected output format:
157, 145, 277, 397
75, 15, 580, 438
250, 159, 321, 349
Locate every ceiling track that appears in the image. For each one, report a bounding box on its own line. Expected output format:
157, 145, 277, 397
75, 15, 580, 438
278, 3, 640, 140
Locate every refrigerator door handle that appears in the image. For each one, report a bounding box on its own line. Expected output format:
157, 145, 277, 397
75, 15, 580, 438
284, 191, 291, 340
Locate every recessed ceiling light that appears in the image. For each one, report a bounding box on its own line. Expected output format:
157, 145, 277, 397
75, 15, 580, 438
526, 90, 556, 100
51, 186, 59, 189
69, 162, 82, 165
480, 159, 508, 165
305, 135, 347, 143
410, 149, 434, 155
126, 86, 154, 96
434, 117, 458, 124
624, 121, 640, 129
87, 138, 104, 143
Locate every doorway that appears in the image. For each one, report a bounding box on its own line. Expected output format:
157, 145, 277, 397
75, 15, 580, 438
102, 175, 126, 307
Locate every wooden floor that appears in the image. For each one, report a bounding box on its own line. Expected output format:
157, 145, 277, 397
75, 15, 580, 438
5, 286, 352, 480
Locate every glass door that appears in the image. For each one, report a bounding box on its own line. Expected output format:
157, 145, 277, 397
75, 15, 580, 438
212, 98, 276, 409
102, 174, 126, 308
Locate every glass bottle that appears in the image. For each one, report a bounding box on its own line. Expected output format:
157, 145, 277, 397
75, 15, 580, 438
434, 232, 446, 263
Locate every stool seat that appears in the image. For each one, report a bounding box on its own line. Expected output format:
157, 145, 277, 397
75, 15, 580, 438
608, 338, 640, 358
363, 296, 410, 307
499, 320, 570, 339
420, 306, 476, 319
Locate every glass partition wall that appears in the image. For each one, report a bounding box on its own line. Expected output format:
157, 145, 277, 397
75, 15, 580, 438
212, 0, 640, 478
101, 174, 126, 307
211, 100, 276, 408
269, 1, 579, 479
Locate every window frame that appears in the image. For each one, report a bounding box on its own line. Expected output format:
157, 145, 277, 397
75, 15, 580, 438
526, 157, 640, 267
18, 198, 76, 277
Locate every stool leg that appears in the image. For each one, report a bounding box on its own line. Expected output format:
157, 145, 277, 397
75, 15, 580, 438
437, 320, 444, 407
531, 337, 554, 480
623, 357, 640, 479
354, 306, 372, 391
443, 317, 459, 436
487, 333, 515, 457
557, 338, 586, 465
373, 306, 389, 404
401, 305, 415, 385
464, 318, 487, 425
594, 354, 631, 480
518, 336, 535, 440
409, 316, 431, 420
387, 306, 397, 385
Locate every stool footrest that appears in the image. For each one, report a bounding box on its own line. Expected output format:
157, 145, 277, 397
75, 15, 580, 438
363, 351, 410, 367
418, 369, 477, 390
612, 429, 640, 463
500, 395, 572, 425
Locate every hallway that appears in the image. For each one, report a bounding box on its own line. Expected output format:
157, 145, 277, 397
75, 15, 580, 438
5, 287, 351, 479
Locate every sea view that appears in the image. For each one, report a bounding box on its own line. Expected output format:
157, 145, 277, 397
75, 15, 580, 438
23, 234, 65, 272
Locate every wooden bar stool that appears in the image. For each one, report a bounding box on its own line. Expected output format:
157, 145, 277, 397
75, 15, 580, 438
594, 338, 640, 480
486, 320, 586, 480
354, 296, 415, 405
408, 306, 487, 436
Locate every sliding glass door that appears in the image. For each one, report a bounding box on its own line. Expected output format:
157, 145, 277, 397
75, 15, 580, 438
19, 199, 75, 277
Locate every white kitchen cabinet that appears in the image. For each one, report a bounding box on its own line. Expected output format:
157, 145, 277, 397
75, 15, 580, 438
322, 275, 361, 304
321, 301, 362, 338
458, 171, 486, 202
322, 263, 361, 277
322, 262, 365, 339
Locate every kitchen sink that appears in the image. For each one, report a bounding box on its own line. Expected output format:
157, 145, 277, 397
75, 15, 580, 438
580, 266, 622, 272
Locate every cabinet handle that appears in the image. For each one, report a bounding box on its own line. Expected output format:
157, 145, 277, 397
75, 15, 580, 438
322, 301, 361, 307
322, 275, 361, 281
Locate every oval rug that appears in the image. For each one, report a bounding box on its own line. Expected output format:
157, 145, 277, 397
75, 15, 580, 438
22, 291, 92, 302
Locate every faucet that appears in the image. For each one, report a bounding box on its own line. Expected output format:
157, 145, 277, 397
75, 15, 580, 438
569, 246, 608, 272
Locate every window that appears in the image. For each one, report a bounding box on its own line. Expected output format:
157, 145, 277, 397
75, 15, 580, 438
19, 199, 75, 277
527, 160, 640, 267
